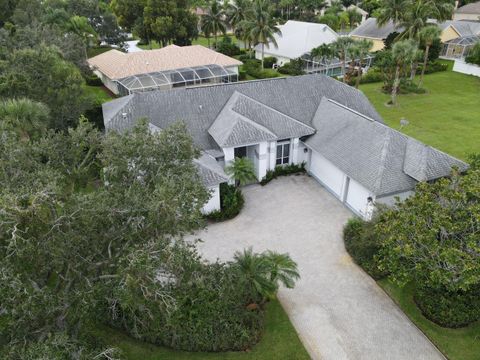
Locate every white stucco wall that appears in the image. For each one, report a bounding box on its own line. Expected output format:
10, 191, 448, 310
201, 185, 221, 214
453, 13, 480, 21
308, 150, 347, 198
453, 59, 480, 77
345, 178, 374, 217
255, 51, 292, 66
94, 70, 119, 94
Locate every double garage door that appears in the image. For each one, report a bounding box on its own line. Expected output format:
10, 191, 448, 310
309, 151, 371, 217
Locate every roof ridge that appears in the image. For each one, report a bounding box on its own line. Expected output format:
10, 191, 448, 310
236, 92, 315, 132
372, 128, 394, 193
327, 98, 375, 121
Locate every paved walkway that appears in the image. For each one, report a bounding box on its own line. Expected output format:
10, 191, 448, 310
125, 40, 143, 53
192, 175, 444, 360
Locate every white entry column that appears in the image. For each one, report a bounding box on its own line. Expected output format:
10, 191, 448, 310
257, 142, 268, 180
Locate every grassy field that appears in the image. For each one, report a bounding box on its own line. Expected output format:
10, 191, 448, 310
84, 85, 115, 104
95, 300, 309, 360
360, 66, 480, 160
138, 34, 239, 50
379, 280, 480, 360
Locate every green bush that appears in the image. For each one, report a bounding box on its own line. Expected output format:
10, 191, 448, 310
216, 38, 241, 57
414, 284, 480, 328
260, 163, 306, 186
277, 58, 305, 76
242, 60, 280, 79
343, 217, 386, 279
238, 69, 247, 80
263, 56, 277, 69
416, 60, 448, 75
465, 42, 480, 66
84, 74, 103, 87
207, 183, 245, 222
237, 53, 254, 62
111, 252, 264, 352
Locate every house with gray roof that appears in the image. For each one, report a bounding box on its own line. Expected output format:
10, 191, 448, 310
454, 1, 480, 21
103, 74, 467, 218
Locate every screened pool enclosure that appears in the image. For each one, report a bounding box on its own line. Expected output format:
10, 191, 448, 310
441, 35, 480, 59
116, 64, 239, 95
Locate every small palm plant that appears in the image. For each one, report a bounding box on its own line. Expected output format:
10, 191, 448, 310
418, 25, 441, 88
225, 157, 257, 187
391, 39, 418, 105
233, 247, 300, 305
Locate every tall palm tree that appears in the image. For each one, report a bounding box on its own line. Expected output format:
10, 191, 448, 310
242, 0, 281, 68
331, 37, 355, 83
354, 39, 373, 89
201, 1, 228, 49
391, 39, 418, 105
377, 0, 407, 27
418, 25, 441, 88
227, 0, 251, 34
225, 157, 257, 186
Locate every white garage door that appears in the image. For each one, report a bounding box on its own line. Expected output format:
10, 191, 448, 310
309, 151, 346, 198
345, 178, 371, 216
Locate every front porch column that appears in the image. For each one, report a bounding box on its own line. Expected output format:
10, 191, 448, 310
257, 142, 268, 181
291, 138, 300, 164
268, 141, 277, 170
223, 147, 235, 185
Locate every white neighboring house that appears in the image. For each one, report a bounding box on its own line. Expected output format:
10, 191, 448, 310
254, 20, 339, 66
102, 75, 467, 218
87, 45, 242, 96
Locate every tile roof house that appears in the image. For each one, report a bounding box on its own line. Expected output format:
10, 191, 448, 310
103, 74, 467, 218
87, 45, 243, 95
254, 20, 339, 66
454, 1, 480, 21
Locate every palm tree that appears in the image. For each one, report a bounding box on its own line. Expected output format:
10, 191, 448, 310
233, 248, 276, 301
346, 9, 362, 30
354, 39, 373, 89
331, 37, 355, 83
391, 39, 418, 105
201, 1, 228, 49
227, 0, 251, 34
263, 251, 300, 290
0, 98, 50, 140
377, 0, 407, 27
418, 25, 441, 88
225, 157, 257, 186
66, 15, 97, 59
242, 0, 281, 68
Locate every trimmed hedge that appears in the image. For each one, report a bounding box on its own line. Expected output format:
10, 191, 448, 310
277, 58, 305, 76
343, 217, 386, 280
263, 56, 277, 69
260, 163, 306, 186
242, 59, 280, 79
206, 183, 244, 222
414, 284, 480, 328
85, 74, 103, 87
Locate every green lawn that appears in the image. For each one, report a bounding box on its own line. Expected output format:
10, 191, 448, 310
138, 35, 239, 50
379, 280, 480, 360
84, 85, 115, 104
94, 299, 309, 360
360, 67, 480, 160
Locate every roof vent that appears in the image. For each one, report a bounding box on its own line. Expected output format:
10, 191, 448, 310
199, 105, 203, 111
122, 112, 127, 119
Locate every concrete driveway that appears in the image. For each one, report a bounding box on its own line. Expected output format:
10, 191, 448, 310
193, 175, 444, 360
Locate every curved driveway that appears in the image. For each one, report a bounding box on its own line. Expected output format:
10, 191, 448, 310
193, 175, 444, 360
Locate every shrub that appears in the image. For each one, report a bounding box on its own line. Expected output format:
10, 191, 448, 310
465, 42, 480, 66
207, 183, 245, 222
237, 53, 254, 62
260, 163, 306, 186
416, 60, 448, 75
238, 69, 247, 80
414, 284, 480, 328
263, 56, 277, 69
216, 38, 241, 57
343, 217, 386, 279
84, 74, 103, 87
277, 58, 305, 76
242, 60, 280, 79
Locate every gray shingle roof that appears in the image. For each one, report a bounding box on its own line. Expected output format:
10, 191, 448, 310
350, 18, 403, 39
103, 74, 382, 151
439, 20, 480, 37
194, 153, 228, 187
456, 1, 480, 14
208, 92, 315, 147
304, 98, 468, 196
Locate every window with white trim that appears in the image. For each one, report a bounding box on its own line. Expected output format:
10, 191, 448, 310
276, 141, 290, 165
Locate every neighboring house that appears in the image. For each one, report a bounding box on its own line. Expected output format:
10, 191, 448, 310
454, 1, 480, 21
87, 45, 242, 96
102, 75, 467, 218
350, 17, 480, 52
254, 20, 339, 66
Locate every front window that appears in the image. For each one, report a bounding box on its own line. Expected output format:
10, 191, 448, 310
276, 141, 290, 165
234, 146, 247, 158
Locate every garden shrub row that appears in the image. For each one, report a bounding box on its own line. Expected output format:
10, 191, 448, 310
242, 60, 280, 79
260, 163, 306, 186
207, 183, 245, 222
414, 284, 480, 328
343, 217, 387, 280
